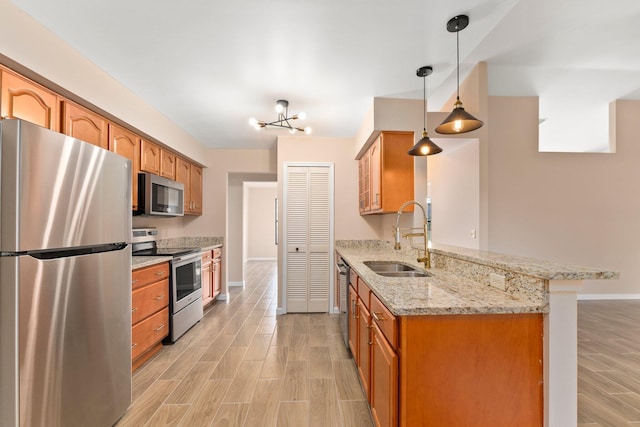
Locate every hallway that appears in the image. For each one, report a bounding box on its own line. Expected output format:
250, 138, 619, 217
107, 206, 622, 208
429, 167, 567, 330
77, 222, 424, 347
117, 260, 374, 426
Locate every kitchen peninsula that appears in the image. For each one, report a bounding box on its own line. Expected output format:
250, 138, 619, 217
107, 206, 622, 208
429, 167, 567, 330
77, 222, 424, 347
336, 240, 618, 427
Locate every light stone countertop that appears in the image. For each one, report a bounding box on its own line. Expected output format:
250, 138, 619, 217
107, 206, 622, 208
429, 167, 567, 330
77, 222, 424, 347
335, 240, 617, 316
132, 236, 223, 270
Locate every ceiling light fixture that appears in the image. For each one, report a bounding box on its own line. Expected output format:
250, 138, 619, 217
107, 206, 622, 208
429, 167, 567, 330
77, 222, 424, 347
435, 15, 484, 135
249, 99, 311, 134
409, 66, 442, 156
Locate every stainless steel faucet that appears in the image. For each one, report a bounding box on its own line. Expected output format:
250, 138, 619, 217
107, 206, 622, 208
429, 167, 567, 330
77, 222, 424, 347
393, 200, 431, 268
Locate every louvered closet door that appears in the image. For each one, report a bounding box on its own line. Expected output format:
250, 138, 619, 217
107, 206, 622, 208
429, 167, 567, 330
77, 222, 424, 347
285, 166, 331, 313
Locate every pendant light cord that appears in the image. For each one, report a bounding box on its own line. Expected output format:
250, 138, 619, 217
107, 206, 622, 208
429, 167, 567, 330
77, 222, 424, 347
423, 73, 426, 132
456, 28, 460, 100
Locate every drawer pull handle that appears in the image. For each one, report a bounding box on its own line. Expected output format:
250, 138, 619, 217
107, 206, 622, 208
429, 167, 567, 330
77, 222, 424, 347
372, 311, 386, 322
155, 271, 165, 276
154, 294, 165, 301
132, 279, 139, 284
131, 343, 137, 349
154, 324, 165, 332
132, 307, 138, 312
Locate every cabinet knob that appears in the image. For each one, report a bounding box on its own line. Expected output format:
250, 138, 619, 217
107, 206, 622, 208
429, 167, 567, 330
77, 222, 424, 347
131, 307, 138, 312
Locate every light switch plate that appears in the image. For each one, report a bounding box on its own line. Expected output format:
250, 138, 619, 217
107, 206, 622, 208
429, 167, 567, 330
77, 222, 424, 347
489, 273, 507, 291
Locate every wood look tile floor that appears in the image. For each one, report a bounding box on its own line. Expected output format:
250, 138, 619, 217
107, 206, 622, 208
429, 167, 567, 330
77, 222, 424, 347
578, 300, 640, 426
116, 261, 374, 427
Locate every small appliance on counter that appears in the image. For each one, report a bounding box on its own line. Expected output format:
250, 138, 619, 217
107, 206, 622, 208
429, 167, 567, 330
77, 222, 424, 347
132, 228, 203, 342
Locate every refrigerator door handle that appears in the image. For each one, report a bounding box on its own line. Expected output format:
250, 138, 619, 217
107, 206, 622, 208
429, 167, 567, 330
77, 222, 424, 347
28, 243, 128, 260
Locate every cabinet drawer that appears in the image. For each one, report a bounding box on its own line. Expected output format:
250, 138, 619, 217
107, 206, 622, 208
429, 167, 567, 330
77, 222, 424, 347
213, 247, 222, 259
358, 279, 371, 310
132, 279, 169, 325
132, 307, 169, 361
132, 262, 169, 290
202, 250, 213, 263
370, 293, 397, 348
349, 269, 358, 290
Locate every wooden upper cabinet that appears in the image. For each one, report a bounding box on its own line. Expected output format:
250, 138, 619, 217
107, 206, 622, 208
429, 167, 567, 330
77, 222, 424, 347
176, 157, 203, 215
357, 131, 414, 215
0, 68, 59, 131
190, 165, 203, 215
61, 100, 108, 149
140, 139, 161, 175
160, 149, 176, 180
109, 123, 140, 211
176, 157, 191, 213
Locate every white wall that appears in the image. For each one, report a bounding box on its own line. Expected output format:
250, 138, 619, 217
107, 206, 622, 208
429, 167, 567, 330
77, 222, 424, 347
244, 183, 278, 261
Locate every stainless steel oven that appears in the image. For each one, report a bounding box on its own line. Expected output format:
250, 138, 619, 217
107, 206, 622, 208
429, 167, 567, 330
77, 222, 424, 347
132, 228, 203, 342
169, 252, 203, 342
336, 257, 350, 350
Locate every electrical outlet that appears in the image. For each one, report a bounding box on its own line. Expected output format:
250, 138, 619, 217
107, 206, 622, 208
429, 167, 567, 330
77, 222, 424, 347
489, 273, 506, 291
470, 229, 477, 239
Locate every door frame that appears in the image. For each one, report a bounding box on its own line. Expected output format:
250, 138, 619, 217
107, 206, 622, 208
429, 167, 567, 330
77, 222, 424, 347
281, 162, 335, 314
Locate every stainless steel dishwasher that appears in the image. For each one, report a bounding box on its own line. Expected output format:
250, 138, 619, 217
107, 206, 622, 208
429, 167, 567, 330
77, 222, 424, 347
336, 257, 350, 351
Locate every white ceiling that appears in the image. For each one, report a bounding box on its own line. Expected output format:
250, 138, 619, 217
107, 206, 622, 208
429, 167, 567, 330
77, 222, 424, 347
10, 0, 640, 152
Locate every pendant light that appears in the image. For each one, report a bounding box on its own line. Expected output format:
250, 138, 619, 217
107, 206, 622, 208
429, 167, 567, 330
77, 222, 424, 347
435, 15, 484, 135
408, 66, 443, 156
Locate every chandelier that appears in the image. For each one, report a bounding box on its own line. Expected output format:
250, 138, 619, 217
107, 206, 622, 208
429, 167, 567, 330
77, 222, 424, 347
249, 100, 312, 134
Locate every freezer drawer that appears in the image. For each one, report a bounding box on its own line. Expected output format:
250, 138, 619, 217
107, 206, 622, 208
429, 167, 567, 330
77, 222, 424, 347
0, 247, 132, 427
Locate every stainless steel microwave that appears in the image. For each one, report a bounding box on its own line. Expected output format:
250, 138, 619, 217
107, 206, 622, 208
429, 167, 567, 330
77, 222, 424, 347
137, 172, 184, 216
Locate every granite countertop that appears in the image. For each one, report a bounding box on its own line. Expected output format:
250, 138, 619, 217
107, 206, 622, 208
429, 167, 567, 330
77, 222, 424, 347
335, 240, 617, 316
132, 236, 223, 270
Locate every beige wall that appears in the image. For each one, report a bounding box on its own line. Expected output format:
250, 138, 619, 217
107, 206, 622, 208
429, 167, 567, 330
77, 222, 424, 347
0, 0, 206, 163
429, 139, 481, 249
484, 97, 636, 295
245, 184, 278, 260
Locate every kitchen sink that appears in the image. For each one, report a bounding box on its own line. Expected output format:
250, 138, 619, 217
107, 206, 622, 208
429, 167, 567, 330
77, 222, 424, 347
364, 261, 416, 272
364, 261, 431, 278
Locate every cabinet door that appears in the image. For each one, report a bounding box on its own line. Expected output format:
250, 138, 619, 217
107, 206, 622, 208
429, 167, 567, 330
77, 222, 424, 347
369, 137, 382, 211
140, 139, 161, 175
61, 100, 108, 149
201, 260, 212, 305
359, 156, 370, 213
348, 286, 359, 360
213, 258, 222, 297
176, 157, 191, 213
109, 123, 140, 211
357, 301, 372, 401
371, 324, 398, 427
1, 69, 59, 131
160, 149, 176, 180
189, 164, 203, 215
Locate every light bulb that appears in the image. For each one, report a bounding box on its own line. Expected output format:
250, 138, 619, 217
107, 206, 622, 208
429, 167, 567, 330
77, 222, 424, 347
254, 123, 261, 130
289, 127, 296, 134
421, 146, 429, 155
304, 126, 312, 134
453, 120, 463, 132
249, 117, 257, 126
275, 103, 284, 113
297, 112, 306, 120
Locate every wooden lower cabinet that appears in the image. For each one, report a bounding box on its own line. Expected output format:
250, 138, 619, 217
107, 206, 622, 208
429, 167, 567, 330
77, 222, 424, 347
371, 323, 398, 427
347, 268, 543, 427
131, 262, 170, 371
202, 246, 223, 307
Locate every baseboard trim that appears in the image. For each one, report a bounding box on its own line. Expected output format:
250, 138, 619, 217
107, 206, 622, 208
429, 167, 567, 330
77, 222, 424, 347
578, 294, 640, 301
228, 281, 245, 288
216, 293, 228, 301
246, 257, 277, 262
276, 307, 286, 315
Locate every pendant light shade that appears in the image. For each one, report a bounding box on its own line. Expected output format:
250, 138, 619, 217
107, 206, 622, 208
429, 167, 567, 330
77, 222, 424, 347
435, 15, 484, 135
408, 65, 442, 157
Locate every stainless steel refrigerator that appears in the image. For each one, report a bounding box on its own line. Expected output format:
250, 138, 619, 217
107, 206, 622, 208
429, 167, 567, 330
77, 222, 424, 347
0, 119, 132, 426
